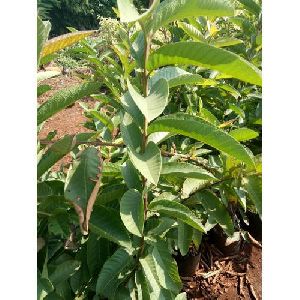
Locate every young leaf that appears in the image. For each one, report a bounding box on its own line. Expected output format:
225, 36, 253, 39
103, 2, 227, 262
89, 110, 114, 133
145, 0, 234, 33
129, 141, 162, 185
177, 222, 194, 256
120, 189, 144, 237
127, 79, 169, 122
96, 248, 133, 298
148, 199, 206, 232
147, 42, 262, 86
37, 82, 99, 125
178, 21, 206, 42
161, 162, 216, 180
229, 128, 259, 142
121, 92, 144, 128
193, 191, 234, 236
89, 206, 132, 249
148, 113, 255, 168
211, 37, 243, 48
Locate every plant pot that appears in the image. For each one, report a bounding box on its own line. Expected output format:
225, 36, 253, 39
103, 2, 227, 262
210, 226, 242, 256
176, 251, 201, 277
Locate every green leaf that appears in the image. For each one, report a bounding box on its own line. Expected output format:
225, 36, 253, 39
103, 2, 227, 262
236, 0, 261, 15
182, 178, 210, 199
175, 293, 187, 300
148, 199, 205, 232
121, 160, 142, 191
37, 270, 53, 300
147, 42, 262, 86
64, 147, 101, 211
37, 16, 51, 66
139, 254, 161, 297
148, 113, 255, 168
37, 82, 99, 125
145, 0, 234, 33
49, 260, 81, 286
120, 113, 143, 152
135, 269, 151, 300
117, 0, 159, 23
89, 206, 132, 249
37, 135, 74, 178
161, 162, 216, 180
229, 128, 259, 142
37, 85, 51, 97
87, 234, 110, 275
128, 79, 169, 122
129, 141, 162, 185
121, 91, 144, 128
211, 37, 243, 48
120, 189, 144, 237
177, 222, 193, 256
89, 110, 114, 132
245, 175, 262, 217
152, 240, 182, 294
193, 191, 234, 236
96, 248, 134, 298
178, 21, 206, 42
149, 66, 216, 89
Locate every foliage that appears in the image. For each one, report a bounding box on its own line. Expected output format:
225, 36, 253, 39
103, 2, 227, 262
37, 0, 262, 298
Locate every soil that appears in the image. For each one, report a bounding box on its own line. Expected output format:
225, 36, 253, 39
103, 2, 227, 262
37, 75, 262, 299
182, 240, 262, 300
38, 75, 95, 171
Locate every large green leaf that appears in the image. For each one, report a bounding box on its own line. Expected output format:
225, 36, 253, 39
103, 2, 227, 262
192, 191, 234, 236
245, 175, 262, 217
152, 241, 182, 294
129, 141, 162, 185
120, 189, 144, 237
89, 206, 132, 249
149, 66, 216, 89
37, 82, 99, 125
64, 147, 101, 211
161, 162, 216, 180
96, 248, 134, 298
177, 222, 193, 256
37, 16, 51, 66
145, 0, 234, 33
148, 113, 255, 168
49, 260, 81, 286
128, 79, 169, 122
121, 92, 144, 128
147, 42, 262, 86
229, 127, 259, 142
148, 199, 205, 232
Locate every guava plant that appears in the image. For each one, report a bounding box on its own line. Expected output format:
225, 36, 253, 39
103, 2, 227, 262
37, 0, 262, 299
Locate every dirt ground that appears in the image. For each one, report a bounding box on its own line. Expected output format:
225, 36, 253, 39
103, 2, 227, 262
183, 241, 262, 300
37, 75, 262, 299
